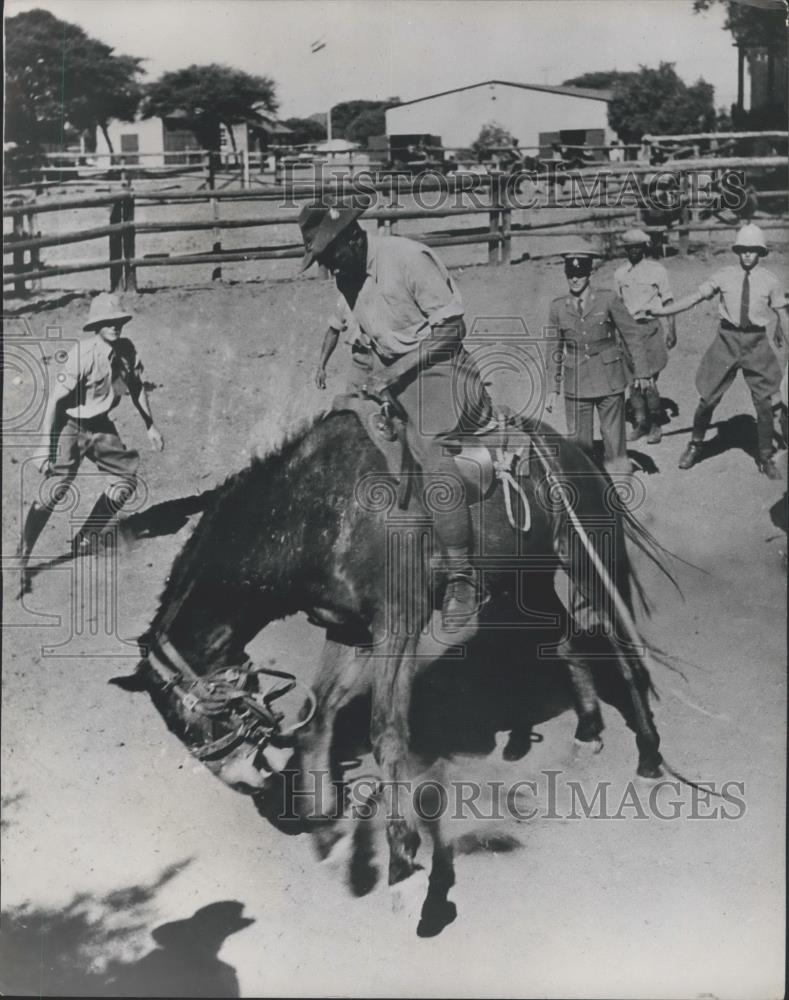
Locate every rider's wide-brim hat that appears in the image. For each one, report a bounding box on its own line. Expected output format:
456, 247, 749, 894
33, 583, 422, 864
732, 223, 768, 256
83, 292, 133, 331
298, 200, 368, 271
622, 228, 650, 246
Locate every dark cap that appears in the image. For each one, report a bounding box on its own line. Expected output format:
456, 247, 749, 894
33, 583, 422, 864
564, 255, 593, 277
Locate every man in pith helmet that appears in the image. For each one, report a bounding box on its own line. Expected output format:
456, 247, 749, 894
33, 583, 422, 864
652, 223, 787, 479
17, 293, 164, 595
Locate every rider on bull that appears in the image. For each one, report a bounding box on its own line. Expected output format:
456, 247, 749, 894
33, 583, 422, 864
299, 199, 490, 632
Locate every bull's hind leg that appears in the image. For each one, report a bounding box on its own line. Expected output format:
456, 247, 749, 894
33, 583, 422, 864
558, 635, 605, 749
591, 649, 662, 779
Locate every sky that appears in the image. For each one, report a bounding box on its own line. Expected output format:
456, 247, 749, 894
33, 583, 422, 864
5, 0, 739, 118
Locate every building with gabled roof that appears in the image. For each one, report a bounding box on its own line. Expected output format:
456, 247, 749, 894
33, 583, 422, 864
385, 79, 613, 152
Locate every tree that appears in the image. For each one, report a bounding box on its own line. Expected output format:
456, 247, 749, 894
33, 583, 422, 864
142, 64, 278, 154
329, 99, 399, 139
282, 117, 326, 146
607, 63, 716, 142
5, 8, 144, 150
471, 122, 516, 157
693, 0, 786, 47
562, 70, 636, 91
345, 108, 388, 146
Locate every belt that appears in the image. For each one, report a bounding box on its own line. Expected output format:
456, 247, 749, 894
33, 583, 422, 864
566, 338, 615, 357
720, 319, 765, 333
635, 317, 658, 325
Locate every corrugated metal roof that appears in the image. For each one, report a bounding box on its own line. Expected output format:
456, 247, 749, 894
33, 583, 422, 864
391, 80, 612, 109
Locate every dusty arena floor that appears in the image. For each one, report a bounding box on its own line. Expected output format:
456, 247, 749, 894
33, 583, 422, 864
2, 249, 787, 997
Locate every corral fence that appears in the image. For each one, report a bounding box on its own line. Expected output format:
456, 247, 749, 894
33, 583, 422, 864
4, 153, 788, 298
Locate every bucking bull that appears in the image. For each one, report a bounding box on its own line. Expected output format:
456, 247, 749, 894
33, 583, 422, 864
113, 407, 678, 935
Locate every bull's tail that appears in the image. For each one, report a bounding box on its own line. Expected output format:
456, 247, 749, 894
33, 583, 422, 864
531, 434, 661, 764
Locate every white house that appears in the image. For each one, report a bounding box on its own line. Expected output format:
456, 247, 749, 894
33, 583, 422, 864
94, 106, 291, 165
385, 80, 613, 152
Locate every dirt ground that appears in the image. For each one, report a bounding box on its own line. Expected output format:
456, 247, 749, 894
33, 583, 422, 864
2, 248, 787, 998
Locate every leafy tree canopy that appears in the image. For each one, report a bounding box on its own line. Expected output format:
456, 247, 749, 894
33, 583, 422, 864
5, 8, 144, 150
282, 117, 327, 145
330, 98, 400, 139
345, 108, 389, 145
471, 122, 517, 155
142, 64, 278, 151
607, 62, 716, 142
693, 0, 786, 47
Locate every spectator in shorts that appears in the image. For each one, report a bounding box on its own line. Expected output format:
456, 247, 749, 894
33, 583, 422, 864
17, 293, 164, 595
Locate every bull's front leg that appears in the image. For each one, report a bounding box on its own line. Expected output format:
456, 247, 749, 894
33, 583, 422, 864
370, 629, 422, 886
296, 638, 371, 858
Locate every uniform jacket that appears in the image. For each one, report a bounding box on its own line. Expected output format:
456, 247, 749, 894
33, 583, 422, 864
547, 287, 647, 399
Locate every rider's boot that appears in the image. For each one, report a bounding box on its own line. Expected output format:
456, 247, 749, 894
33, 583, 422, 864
442, 545, 484, 633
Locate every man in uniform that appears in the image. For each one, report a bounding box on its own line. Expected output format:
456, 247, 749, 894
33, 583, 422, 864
614, 228, 677, 443
545, 244, 648, 474
17, 293, 164, 594
651, 223, 787, 479
299, 201, 489, 631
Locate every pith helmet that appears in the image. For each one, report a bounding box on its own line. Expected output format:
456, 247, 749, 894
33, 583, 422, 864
622, 228, 650, 246
83, 292, 132, 331
298, 199, 369, 271
732, 223, 768, 256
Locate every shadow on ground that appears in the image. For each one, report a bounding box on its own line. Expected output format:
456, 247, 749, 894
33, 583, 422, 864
0, 860, 257, 998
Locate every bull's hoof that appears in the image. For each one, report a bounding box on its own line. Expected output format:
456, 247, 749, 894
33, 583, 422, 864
502, 728, 534, 762
417, 899, 457, 938
390, 867, 428, 920
636, 759, 663, 780
573, 736, 604, 756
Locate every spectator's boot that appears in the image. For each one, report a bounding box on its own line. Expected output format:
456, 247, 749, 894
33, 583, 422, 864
627, 388, 649, 441
16, 501, 53, 598
71, 490, 127, 557
678, 441, 702, 470
755, 401, 781, 480
644, 382, 663, 444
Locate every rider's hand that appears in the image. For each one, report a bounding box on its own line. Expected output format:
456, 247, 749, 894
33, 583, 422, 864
314, 367, 327, 390
666, 327, 677, 350
545, 391, 559, 414
37, 455, 52, 475
147, 425, 164, 451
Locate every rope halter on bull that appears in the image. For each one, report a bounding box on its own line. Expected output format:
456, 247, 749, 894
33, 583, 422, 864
146, 633, 317, 780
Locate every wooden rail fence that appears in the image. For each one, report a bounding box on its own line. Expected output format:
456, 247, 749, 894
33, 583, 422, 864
4, 157, 788, 296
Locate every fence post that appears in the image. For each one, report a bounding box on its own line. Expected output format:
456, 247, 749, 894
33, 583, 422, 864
488, 173, 503, 265
122, 187, 137, 292
12, 212, 27, 297
25, 210, 41, 293
211, 196, 222, 281
500, 176, 512, 264
678, 171, 690, 256
109, 197, 124, 291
